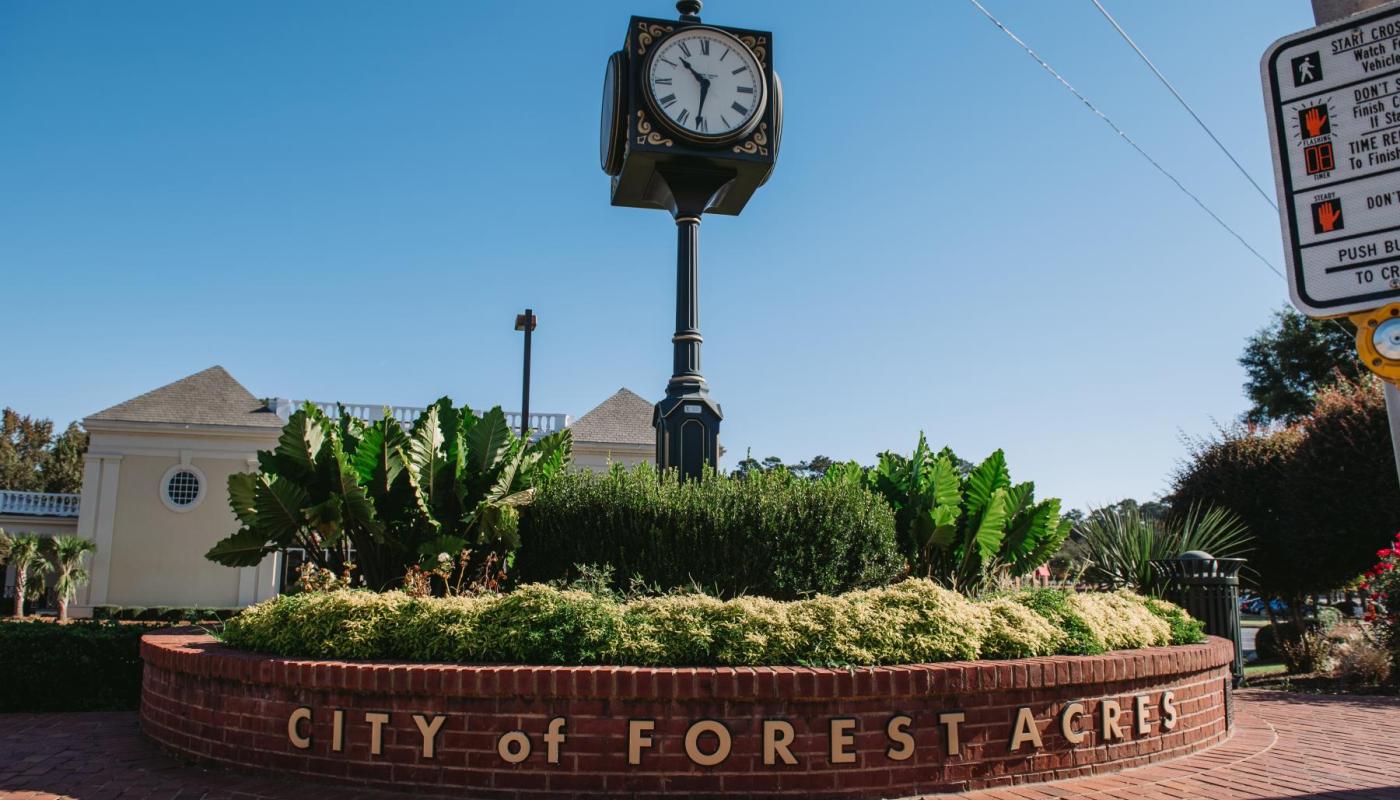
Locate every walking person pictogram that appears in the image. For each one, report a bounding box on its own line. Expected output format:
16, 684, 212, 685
1292, 52, 1322, 86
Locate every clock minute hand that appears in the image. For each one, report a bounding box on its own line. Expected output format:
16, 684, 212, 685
679, 56, 711, 120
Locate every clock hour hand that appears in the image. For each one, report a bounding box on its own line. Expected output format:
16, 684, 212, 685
679, 56, 710, 88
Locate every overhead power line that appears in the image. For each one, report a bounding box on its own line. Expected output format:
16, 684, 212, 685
964, 0, 1285, 281
1088, 0, 1280, 212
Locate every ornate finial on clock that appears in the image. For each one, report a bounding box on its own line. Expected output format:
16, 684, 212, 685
676, 0, 701, 21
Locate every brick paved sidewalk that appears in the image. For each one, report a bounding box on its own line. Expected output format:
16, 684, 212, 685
1, 690, 1397, 800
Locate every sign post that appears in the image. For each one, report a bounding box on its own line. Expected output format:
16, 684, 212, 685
1263, 0, 1400, 486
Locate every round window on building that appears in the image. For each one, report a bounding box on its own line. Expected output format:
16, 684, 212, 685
160, 464, 206, 512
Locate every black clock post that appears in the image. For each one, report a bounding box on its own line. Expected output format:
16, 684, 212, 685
599, 0, 782, 479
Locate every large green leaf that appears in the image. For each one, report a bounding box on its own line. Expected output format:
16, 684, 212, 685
354, 416, 407, 494
407, 402, 445, 502
971, 487, 1010, 561
930, 456, 961, 508
253, 475, 311, 544
466, 407, 512, 477
227, 471, 258, 528
275, 406, 327, 481
963, 450, 1010, 524
205, 528, 274, 568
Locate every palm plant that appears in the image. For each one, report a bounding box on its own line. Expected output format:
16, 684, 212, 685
45, 535, 96, 622
1074, 503, 1251, 595
3, 533, 46, 618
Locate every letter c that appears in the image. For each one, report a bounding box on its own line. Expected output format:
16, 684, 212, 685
287, 706, 312, 750
1059, 702, 1086, 745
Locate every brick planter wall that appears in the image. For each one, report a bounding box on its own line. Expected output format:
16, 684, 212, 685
141, 632, 1234, 799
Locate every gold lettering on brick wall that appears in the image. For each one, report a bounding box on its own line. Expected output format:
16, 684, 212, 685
1161, 690, 1178, 730
938, 711, 965, 757
331, 709, 344, 753
1101, 700, 1124, 741
829, 718, 857, 764
365, 712, 389, 756
287, 706, 312, 750
684, 720, 732, 767
763, 720, 797, 765
1134, 695, 1152, 737
628, 720, 655, 765
413, 714, 446, 759
544, 717, 567, 764
885, 716, 915, 761
275, 686, 1206, 767
1059, 702, 1086, 745
498, 731, 531, 764
1009, 707, 1043, 751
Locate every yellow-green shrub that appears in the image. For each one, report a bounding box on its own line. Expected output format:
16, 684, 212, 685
980, 597, 1065, 659
222, 580, 1201, 667
1068, 590, 1173, 650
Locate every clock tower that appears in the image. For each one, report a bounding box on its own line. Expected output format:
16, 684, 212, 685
599, 0, 782, 479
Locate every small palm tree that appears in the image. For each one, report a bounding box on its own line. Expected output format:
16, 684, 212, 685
46, 536, 96, 622
4, 534, 46, 619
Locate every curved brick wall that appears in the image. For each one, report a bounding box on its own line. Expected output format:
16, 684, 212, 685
141, 632, 1234, 799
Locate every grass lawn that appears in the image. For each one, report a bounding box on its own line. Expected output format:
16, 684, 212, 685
1245, 661, 1287, 678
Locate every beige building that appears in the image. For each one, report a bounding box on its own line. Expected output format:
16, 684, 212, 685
2, 366, 654, 616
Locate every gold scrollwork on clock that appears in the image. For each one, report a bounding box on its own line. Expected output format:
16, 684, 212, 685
738, 34, 768, 68
636, 109, 674, 147
637, 22, 674, 56
731, 122, 768, 156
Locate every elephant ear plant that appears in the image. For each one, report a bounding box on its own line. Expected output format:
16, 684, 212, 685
827, 434, 1071, 595
206, 400, 572, 591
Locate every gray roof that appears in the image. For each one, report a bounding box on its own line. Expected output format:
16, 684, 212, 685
568, 388, 654, 446
86, 366, 284, 429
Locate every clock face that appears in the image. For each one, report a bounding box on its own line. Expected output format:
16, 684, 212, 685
645, 27, 765, 143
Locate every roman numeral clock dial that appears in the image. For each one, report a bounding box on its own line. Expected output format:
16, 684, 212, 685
645, 27, 766, 144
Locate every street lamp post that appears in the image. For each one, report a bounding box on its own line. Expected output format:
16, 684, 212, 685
514, 309, 537, 439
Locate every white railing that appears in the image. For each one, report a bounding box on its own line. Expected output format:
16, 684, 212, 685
0, 490, 82, 518
268, 399, 570, 438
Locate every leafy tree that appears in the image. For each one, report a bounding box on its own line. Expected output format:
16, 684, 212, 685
205, 400, 571, 591
0, 411, 87, 493
1171, 377, 1400, 620
732, 452, 838, 480
2, 533, 45, 618
46, 535, 95, 622
1240, 307, 1360, 424
42, 424, 88, 494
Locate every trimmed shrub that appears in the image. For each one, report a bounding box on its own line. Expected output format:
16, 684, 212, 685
91, 605, 120, 620
1010, 588, 1103, 655
516, 465, 902, 599
1143, 596, 1207, 646
1067, 591, 1173, 651
979, 597, 1064, 659
0, 621, 153, 711
223, 580, 1197, 667
116, 606, 146, 621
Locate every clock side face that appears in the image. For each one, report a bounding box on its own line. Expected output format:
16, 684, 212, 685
645, 27, 766, 144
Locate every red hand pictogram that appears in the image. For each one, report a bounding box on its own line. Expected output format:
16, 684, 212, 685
1317, 201, 1342, 232
1304, 107, 1327, 138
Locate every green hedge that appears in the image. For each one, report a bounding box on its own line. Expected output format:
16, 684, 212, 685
515, 465, 903, 599
0, 621, 156, 711
92, 605, 237, 622
223, 582, 1204, 667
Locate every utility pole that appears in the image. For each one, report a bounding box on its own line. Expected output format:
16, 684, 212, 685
515, 309, 537, 439
1308, 0, 1400, 489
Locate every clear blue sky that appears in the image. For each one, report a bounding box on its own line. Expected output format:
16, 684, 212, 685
2, 1, 1318, 510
